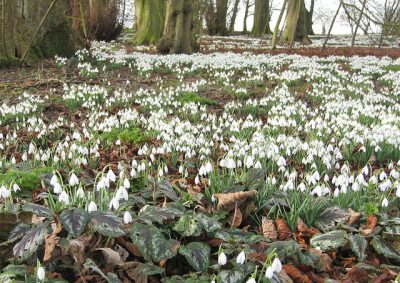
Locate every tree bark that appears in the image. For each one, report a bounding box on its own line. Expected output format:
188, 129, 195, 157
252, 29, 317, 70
229, 0, 240, 33
252, 0, 271, 36
157, 0, 198, 54
282, 0, 311, 44
306, 0, 314, 35
351, 0, 367, 47
321, 1, 342, 52
271, 0, 287, 49
243, 0, 250, 33
133, 0, 165, 45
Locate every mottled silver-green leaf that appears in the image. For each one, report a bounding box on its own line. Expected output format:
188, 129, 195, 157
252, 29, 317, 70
8, 223, 31, 241
134, 262, 165, 275
89, 211, 125, 237
348, 234, 367, 261
179, 242, 210, 272
13, 224, 49, 262
138, 205, 183, 225
130, 223, 179, 262
266, 240, 301, 259
219, 270, 245, 283
157, 180, 179, 201
197, 213, 222, 233
60, 208, 89, 238
84, 258, 122, 283
371, 236, 400, 261
173, 214, 202, 237
22, 203, 53, 219
315, 207, 349, 232
310, 230, 348, 251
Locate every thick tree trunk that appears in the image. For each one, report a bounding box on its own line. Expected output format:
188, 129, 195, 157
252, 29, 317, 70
0, 0, 80, 67
157, 0, 198, 54
306, 0, 314, 35
205, 0, 228, 36
229, 0, 240, 33
252, 0, 271, 36
282, 0, 311, 44
133, 0, 165, 45
243, 0, 250, 33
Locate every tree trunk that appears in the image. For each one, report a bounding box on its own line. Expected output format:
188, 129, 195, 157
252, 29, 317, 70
216, 0, 228, 35
0, 0, 80, 67
306, 0, 314, 35
271, 0, 287, 49
351, 0, 367, 47
243, 0, 250, 33
228, 0, 240, 33
321, 1, 342, 52
252, 0, 271, 36
157, 0, 198, 54
282, 0, 311, 44
133, 0, 165, 45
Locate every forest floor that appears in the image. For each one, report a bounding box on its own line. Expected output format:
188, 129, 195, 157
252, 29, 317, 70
0, 37, 399, 283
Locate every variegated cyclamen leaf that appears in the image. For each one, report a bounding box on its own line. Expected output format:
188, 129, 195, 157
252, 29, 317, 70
348, 234, 367, 261
138, 205, 183, 225
315, 207, 349, 232
84, 258, 122, 283
179, 242, 211, 272
60, 208, 89, 238
130, 223, 179, 262
8, 223, 31, 241
13, 224, 49, 262
172, 214, 203, 237
219, 270, 245, 283
22, 203, 53, 219
371, 236, 400, 261
310, 230, 348, 251
197, 213, 222, 233
157, 180, 179, 201
89, 211, 125, 237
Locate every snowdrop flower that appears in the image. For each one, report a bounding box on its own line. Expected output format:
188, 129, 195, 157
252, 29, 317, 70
195, 175, 200, 185
218, 252, 227, 266
124, 211, 133, 224
272, 258, 282, 273
236, 251, 246, 265
88, 201, 97, 212
12, 183, 20, 192
0, 186, 10, 198
53, 183, 63, 194
205, 161, 213, 173
116, 139, 121, 145
58, 191, 69, 205
76, 187, 85, 198
246, 278, 256, 283
69, 173, 79, 186
107, 169, 116, 182
50, 174, 58, 186
265, 266, 274, 279
109, 197, 120, 210
382, 197, 389, 208
37, 266, 45, 281
123, 178, 130, 189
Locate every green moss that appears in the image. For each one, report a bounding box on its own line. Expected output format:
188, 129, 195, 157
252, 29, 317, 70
179, 92, 218, 106
0, 167, 53, 191
384, 65, 400, 72
101, 127, 155, 146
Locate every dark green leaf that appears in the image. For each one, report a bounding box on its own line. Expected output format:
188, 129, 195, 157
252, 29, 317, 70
315, 207, 349, 232
173, 214, 202, 237
371, 236, 400, 261
130, 223, 179, 262
197, 213, 221, 233
22, 203, 53, 219
60, 208, 89, 238
310, 230, 348, 251
219, 270, 244, 283
13, 224, 49, 262
157, 180, 179, 201
244, 169, 265, 191
8, 223, 31, 241
179, 242, 210, 272
138, 205, 183, 225
266, 241, 301, 259
349, 234, 367, 261
134, 262, 165, 276
89, 211, 125, 237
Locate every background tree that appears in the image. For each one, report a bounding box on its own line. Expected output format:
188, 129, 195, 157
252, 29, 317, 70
252, 0, 271, 36
229, 0, 241, 33
282, 0, 311, 44
205, 0, 229, 35
305, 0, 315, 35
133, 0, 165, 45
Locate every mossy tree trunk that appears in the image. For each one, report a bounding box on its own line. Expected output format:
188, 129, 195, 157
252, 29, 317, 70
157, 0, 198, 54
306, 0, 314, 35
133, 0, 165, 45
282, 0, 311, 44
243, 0, 250, 33
228, 0, 240, 33
0, 0, 80, 67
252, 0, 271, 36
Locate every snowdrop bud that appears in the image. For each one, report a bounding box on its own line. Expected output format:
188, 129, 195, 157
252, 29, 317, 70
218, 252, 227, 266
109, 197, 120, 210
265, 266, 274, 279
178, 165, 184, 174
124, 211, 133, 224
236, 251, 246, 265
107, 169, 116, 182
195, 175, 200, 185
69, 173, 79, 186
77, 187, 85, 198
246, 278, 256, 283
123, 178, 130, 189
12, 183, 20, 192
272, 258, 282, 273
382, 197, 389, 208
88, 201, 97, 212
50, 174, 58, 186
37, 266, 45, 281
116, 139, 121, 145
58, 191, 69, 205
53, 183, 62, 194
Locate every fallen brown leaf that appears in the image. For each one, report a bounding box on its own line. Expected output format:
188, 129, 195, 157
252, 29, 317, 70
44, 220, 63, 263
261, 216, 277, 240
283, 264, 312, 283
348, 209, 362, 226
276, 217, 291, 240
228, 204, 242, 227
346, 266, 369, 282
214, 190, 257, 211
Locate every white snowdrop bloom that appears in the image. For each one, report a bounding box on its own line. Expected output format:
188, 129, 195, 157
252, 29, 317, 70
69, 173, 79, 186
254, 161, 262, 169
178, 165, 184, 174
272, 258, 282, 273
0, 186, 10, 198
37, 266, 45, 281
396, 186, 400, 197
225, 158, 236, 169
236, 251, 246, 265
88, 201, 97, 212
382, 197, 389, 208
76, 187, 85, 198
277, 156, 286, 167
116, 139, 121, 145
379, 171, 387, 181
22, 152, 28, 161
265, 266, 274, 279
370, 175, 378, 184
245, 156, 254, 168
12, 183, 20, 192
58, 191, 69, 205
123, 178, 130, 189
362, 166, 369, 175
116, 186, 128, 201
218, 252, 227, 266
107, 170, 116, 182
130, 168, 137, 178
53, 183, 63, 194
11, 156, 16, 164
124, 211, 133, 224
109, 197, 120, 210
333, 188, 340, 197
195, 175, 200, 185
246, 278, 256, 283
205, 161, 213, 173
298, 182, 306, 192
